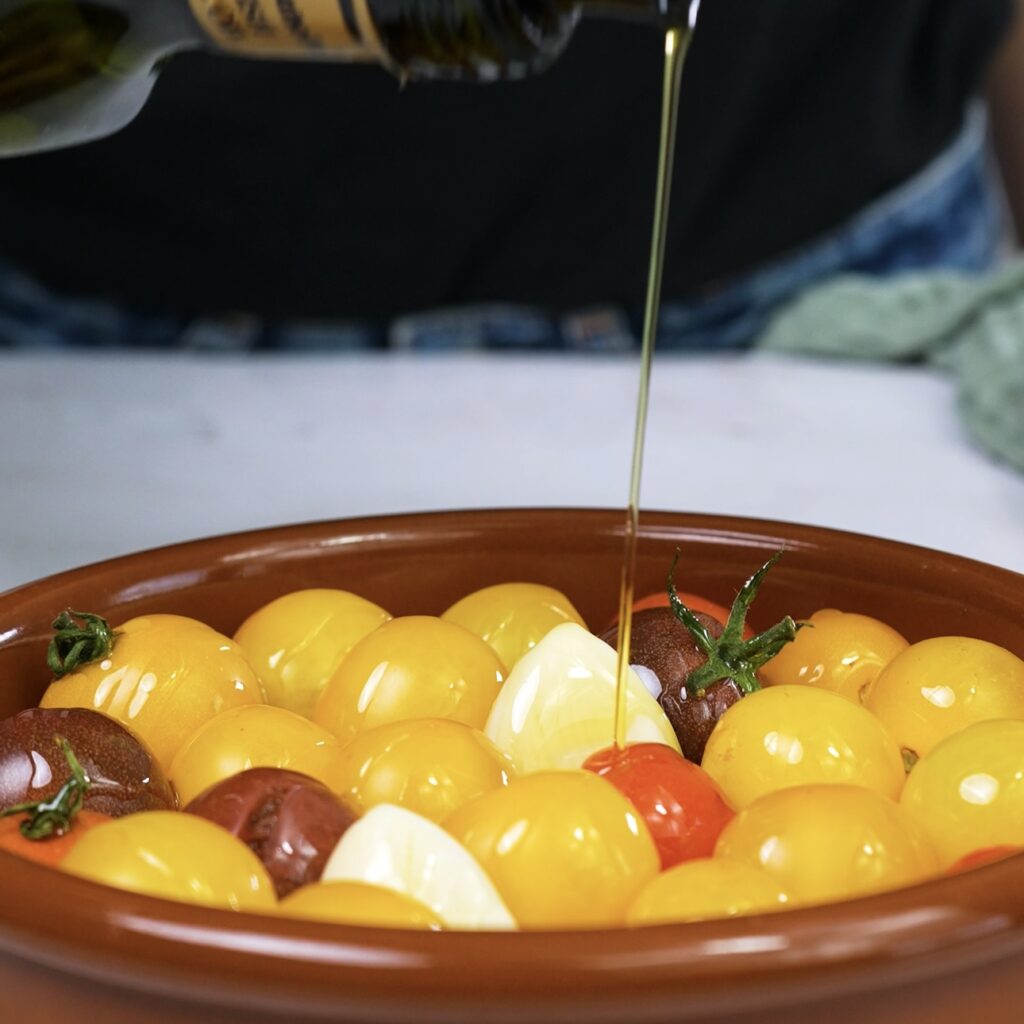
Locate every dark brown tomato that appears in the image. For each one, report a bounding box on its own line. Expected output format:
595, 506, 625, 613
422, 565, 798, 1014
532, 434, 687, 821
601, 607, 741, 764
184, 767, 358, 898
601, 607, 724, 694
0, 707, 175, 816
658, 677, 744, 765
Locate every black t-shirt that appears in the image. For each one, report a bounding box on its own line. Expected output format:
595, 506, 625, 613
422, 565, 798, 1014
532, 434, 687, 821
0, 0, 1013, 319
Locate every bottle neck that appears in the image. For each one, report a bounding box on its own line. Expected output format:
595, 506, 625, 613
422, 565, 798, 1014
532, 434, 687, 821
187, 0, 577, 77
187, 0, 695, 77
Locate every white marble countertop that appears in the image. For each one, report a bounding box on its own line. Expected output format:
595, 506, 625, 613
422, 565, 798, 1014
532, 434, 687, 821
1, 349, 1022, 593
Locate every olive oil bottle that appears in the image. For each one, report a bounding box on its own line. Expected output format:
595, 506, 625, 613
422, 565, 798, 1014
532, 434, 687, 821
0, 0, 690, 155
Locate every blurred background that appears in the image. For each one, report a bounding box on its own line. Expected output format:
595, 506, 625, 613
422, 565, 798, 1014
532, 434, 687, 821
1, 0, 1023, 588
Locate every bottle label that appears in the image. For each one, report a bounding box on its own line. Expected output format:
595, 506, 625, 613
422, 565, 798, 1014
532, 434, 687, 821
189, 0, 381, 57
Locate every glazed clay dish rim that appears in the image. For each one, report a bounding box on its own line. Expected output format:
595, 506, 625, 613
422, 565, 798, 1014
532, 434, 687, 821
0, 508, 1022, 1020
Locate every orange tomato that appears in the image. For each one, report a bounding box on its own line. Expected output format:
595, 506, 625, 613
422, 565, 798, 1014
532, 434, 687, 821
948, 846, 1022, 873
0, 809, 111, 867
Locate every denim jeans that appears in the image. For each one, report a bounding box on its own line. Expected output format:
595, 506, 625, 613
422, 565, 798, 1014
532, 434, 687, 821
0, 106, 1004, 352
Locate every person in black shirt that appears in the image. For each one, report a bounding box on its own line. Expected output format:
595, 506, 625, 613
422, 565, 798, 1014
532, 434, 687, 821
0, 0, 1019, 350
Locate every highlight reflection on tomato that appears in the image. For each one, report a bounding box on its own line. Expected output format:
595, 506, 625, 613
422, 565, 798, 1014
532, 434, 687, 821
583, 743, 734, 868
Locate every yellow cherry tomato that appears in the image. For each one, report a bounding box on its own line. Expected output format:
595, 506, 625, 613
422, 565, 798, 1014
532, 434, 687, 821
714, 784, 939, 906
169, 704, 344, 806
61, 811, 276, 911
627, 858, 791, 925
277, 881, 444, 930
445, 771, 659, 929
313, 616, 505, 745
760, 609, 908, 704
900, 719, 1024, 868
701, 685, 905, 808
441, 582, 586, 672
484, 622, 680, 774
234, 589, 391, 718
40, 614, 264, 771
333, 718, 514, 823
865, 637, 1024, 760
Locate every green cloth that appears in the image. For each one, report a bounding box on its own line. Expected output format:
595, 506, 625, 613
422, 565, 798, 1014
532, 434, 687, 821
756, 260, 1024, 473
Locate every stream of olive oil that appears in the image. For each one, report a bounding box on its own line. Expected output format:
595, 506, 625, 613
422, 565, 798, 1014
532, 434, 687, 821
612, 26, 691, 749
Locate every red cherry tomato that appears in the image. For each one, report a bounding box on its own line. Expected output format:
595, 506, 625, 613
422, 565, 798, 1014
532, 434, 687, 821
0, 809, 111, 867
583, 743, 735, 869
948, 846, 1022, 874
605, 592, 754, 641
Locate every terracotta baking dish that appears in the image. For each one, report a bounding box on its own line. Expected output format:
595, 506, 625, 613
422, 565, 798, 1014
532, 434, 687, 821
0, 508, 1022, 1024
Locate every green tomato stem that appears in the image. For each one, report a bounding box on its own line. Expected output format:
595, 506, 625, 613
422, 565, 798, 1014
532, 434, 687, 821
0, 737, 91, 840
47, 609, 118, 678
667, 549, 802, 697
